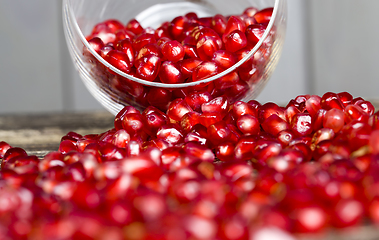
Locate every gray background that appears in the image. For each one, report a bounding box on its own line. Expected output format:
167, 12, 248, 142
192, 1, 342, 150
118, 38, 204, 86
0, 0, 378, 114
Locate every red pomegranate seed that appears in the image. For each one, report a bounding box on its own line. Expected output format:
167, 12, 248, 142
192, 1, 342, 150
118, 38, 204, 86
132, 33, 156, 53
216, 142, 235, 162
337, 92, 353, 106
169, 16, 187, 40
135, 43, 162, 63
184, 91, 212, 112
121, 112, 144, 135
180, 58, 203, 79
114, 105, 139, 130
196, 35, 221, 61
142, 106, 169, 136
135, 54, 161, 81
167, 98, 193, 122
0, 141, 12, 158
320, 92, 344, 111
114, 29, 136, 42
261, 114, 290, 136
104, 50, 132, 74
155, 22, 172, 39
161, 40, 185, 62
125, 19, 144, 35
224, 30, 247, 52
223, 16, 246, 43
323, 108, 345, 133
236, 114, 260, 136
192, 61, 219, 82
159, 61, 184, 84
180, 111, 201, 133
157, 124, 184, 146
253, 7, 273, 24
212, 50, 237, 70
211, 14, 227, 36
291, 113, 313, 136
201, 96, 230, 117
146, 87, 172, 111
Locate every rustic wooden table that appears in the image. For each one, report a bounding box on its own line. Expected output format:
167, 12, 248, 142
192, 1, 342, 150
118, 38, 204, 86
1, 110, 379, 240
0, 111, 114, 158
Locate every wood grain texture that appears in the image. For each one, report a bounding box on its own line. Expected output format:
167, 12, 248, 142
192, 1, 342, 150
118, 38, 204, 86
0, 111, 114, 158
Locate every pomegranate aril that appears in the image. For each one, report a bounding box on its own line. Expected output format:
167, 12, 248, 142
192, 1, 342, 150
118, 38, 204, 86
223, 16, 246, 43
211, 14, 227, 36
261, 114, 290, 137
135, 54, 161, 81
0, 141, 12, 158
212, 50, 237, 70
323, 108, 345, 133
125, 18, 144, 35
236, 114, 260, 136
135, 43, 162, 63
184, 91, 212, 112
320, 92, 345, 111
224, 30, 248, 52
161, 40, 185, 62
253, 7, 274, 24
157, 124, 185, 146
167, 98, 193, 122
180, 58, 203, 79
104, 50, 132, 74
196, 35, 221, 61
146, 87, 172, 111
159, 61, 184, 84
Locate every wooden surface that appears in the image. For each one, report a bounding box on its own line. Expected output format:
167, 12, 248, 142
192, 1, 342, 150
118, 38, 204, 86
0, 111, 114, 158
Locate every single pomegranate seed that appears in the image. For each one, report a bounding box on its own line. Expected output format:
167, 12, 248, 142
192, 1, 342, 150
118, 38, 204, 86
236, 114, 260, 136
0, 141, 12, 158
167, 98, 193, 122
114, 29, 136, 42
146, 87, 173, 111
135, 54, 161, 81
155, 22, 172, 39
201, 96, 230, 117
181, 111, 201, 133
253, 7, 273, 24
224, 30, 247, 52
121, 112, 144, 135
207, 121, 231, 146
196, 35, 221, 61
161, 40, 185, 62
159, 61, 184, 84
323, 108, 345, 133
261, 114, 290, 136
125, 19, 144, 35
169, 16, 187, 40
114, 105, 139, 130
184, 91, 212, 112
337, 92, 353, 106
291, 113, 313, 136
180, 58, 203, 79
135, 43, 162, 63
104, 50, 132, 74
211, 14, 227, 36
142, 106, 169, 136
157, 124, 185, 146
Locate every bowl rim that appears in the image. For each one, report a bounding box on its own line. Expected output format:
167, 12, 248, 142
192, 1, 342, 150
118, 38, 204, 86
66, 0, 282, 89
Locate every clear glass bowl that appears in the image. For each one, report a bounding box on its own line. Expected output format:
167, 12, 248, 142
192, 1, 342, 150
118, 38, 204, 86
63, 0, 287, 115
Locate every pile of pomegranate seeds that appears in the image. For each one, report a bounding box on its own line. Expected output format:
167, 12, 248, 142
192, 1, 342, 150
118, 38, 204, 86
1, 91, 379, 239
83, 7, 275, 111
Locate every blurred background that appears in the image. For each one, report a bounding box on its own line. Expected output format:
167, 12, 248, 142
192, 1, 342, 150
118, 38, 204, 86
0, 0, 378, 114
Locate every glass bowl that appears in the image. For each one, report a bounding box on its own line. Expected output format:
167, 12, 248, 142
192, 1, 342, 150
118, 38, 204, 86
63, 0, 287, 115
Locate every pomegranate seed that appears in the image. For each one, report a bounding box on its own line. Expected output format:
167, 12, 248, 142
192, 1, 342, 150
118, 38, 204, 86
211, 14, 227, 36
197, 35, 221, 61
161, 40, 185, 62
167, 98, 193, 122
323, 108, 345, 133
224, 30, 247, 52
159, 61, 184, 84
236, 114, 260, 136
223, 16, 246, 43
125, 19, 144, 35
135, 54, 161, 81
104, 50, 132, 74
146, 87, 173, 111
253, 7, 274, 24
